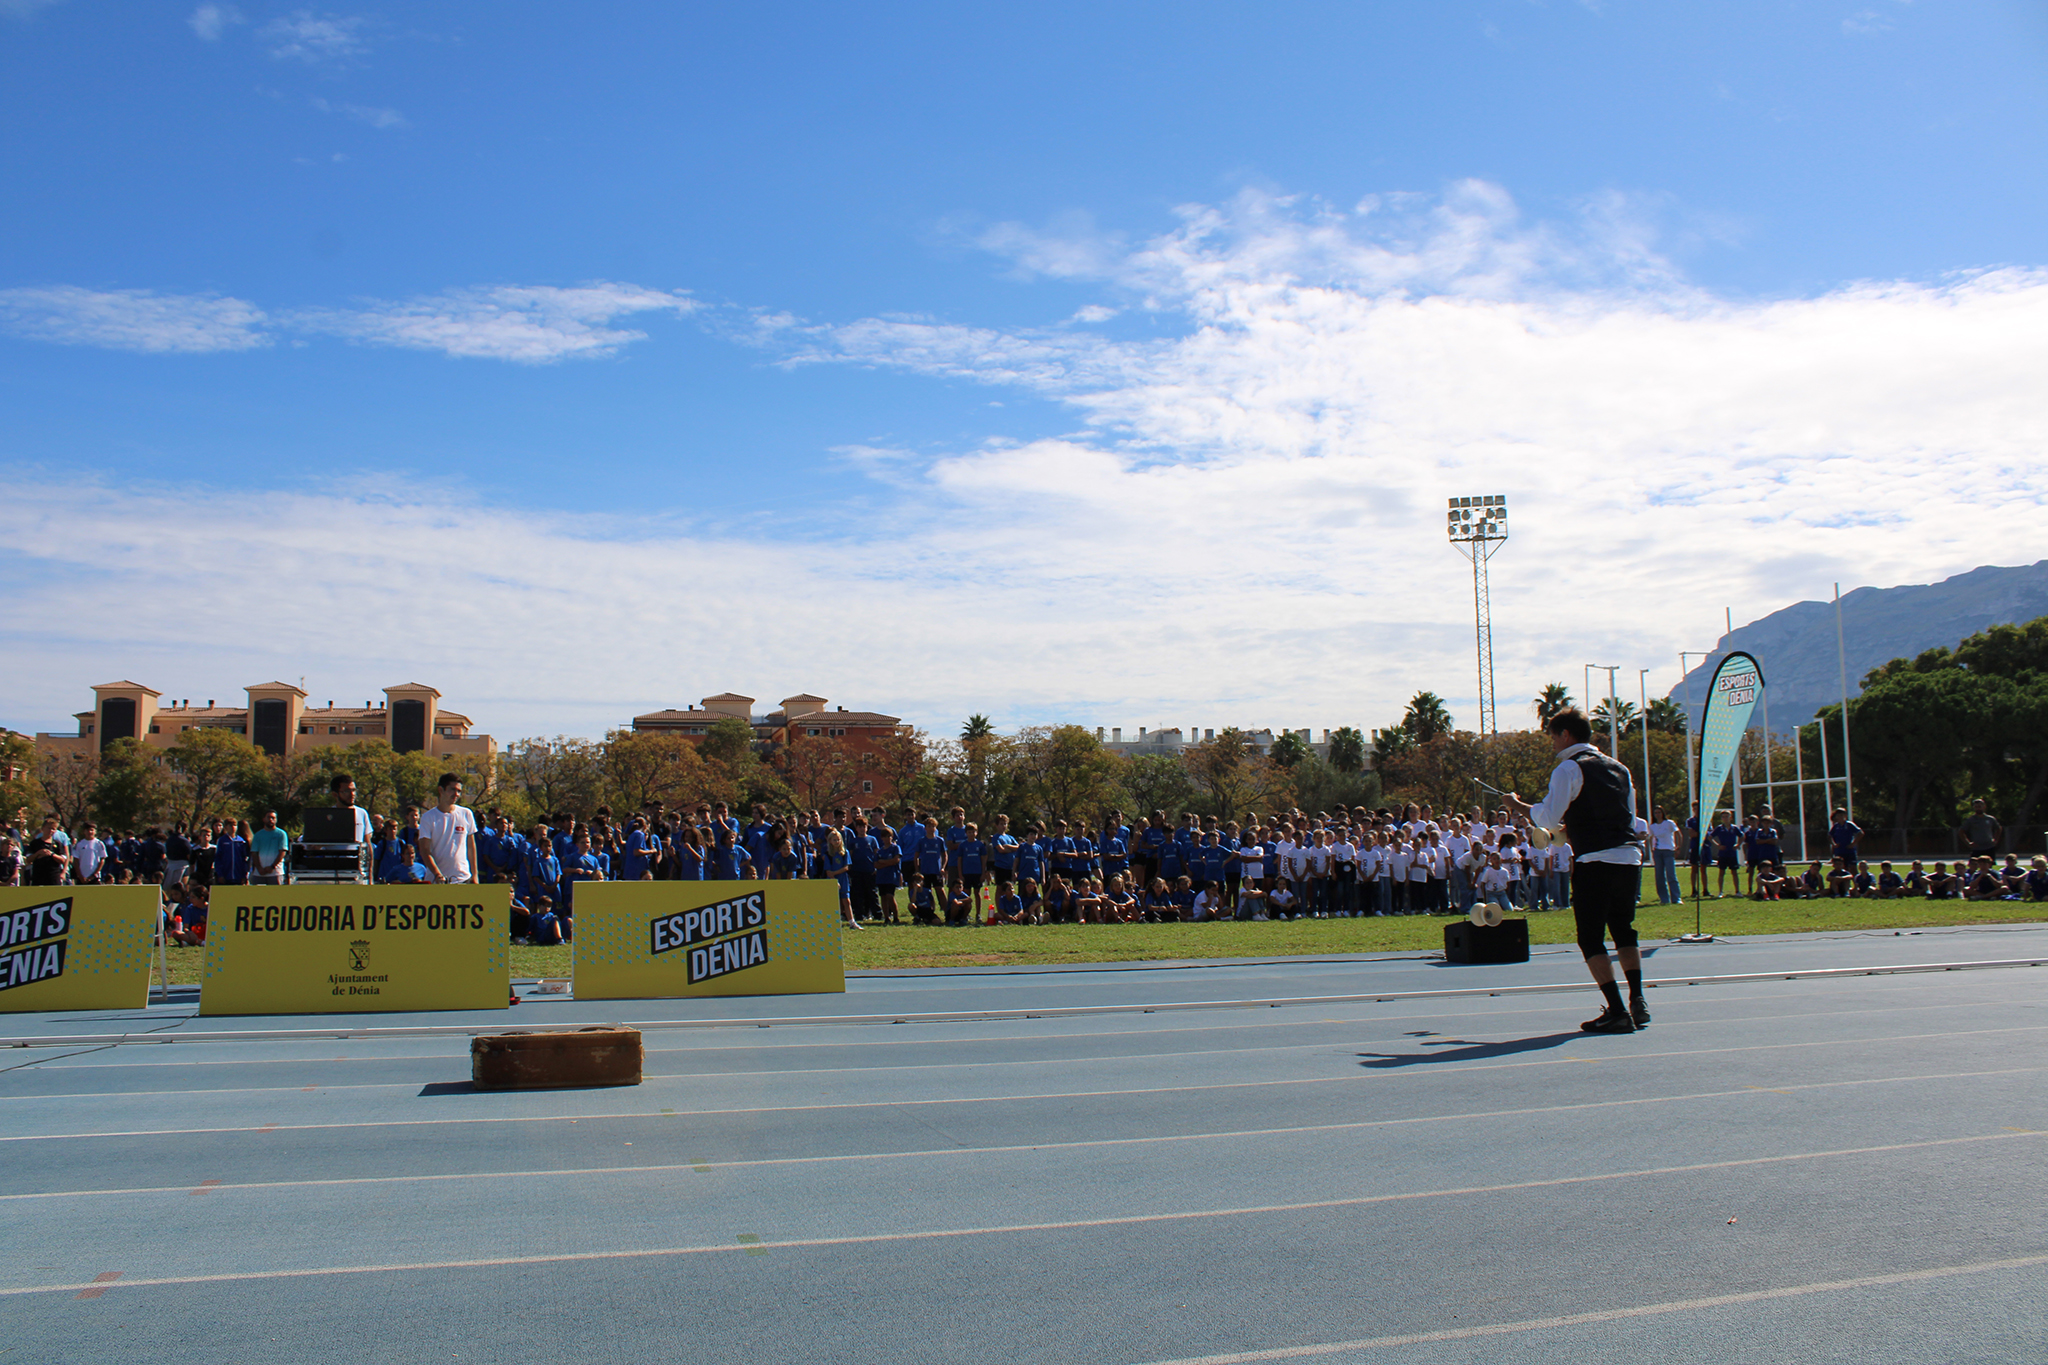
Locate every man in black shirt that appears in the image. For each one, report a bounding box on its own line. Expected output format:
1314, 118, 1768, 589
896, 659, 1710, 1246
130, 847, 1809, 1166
1506, 709, 1648, 1034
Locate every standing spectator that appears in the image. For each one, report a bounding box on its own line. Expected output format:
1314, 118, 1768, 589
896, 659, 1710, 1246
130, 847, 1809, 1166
26, 816, 69, 886
250, 811, 289, 885
1646, 806, 1680, 905
0, 836, 20, 887
1828, 807, 1863, 872
163, 824, 192, 890
72, 823, 108, 885
1959, 799, 2004, 859
331, 772, 376, 844
418, 774, 480, 885
213, 820, 250, 886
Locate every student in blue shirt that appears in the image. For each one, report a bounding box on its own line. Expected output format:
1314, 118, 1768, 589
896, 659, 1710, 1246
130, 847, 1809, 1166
957, 824, 988, 922
1098, 827, 1129, 884
523, 831, 562, 911
618, 817, 659, 881
708, 826, 745, 880
942, 808, 970, 891
1157, 836, 1185, 883
374, 820, 409, 885
213, 826, 250, 885
673, 826, 707, 880
906, 873, 939, 926
1049, 821, 1081, 884
561, 833, 604, 916
1015, 823, 1045, 888
872, 831, 903, 923
988, 813, 1020, 890
845, 816, 881, 921
743, 804, 776, 871
1827, 808, 1862, 871
915, 819, 948, 885
897, 816, 924, 876
392, 842, 432, 885
818, 829, 857, 928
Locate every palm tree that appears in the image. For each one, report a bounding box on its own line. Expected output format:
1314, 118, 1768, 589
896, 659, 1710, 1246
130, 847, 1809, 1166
960, 714, 995, 742
1327, 726, 1366, 773
1590, 699, 1640, 739
1644, 697, 1688, 735
1269, 731, 1310, 768
1532, 682, 1573, 726
1402, 691, 1453, 744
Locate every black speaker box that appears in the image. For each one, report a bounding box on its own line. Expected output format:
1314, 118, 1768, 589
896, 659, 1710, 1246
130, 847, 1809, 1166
1444, 918, 1530, 964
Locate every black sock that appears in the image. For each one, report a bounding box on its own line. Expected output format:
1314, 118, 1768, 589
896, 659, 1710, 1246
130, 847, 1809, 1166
1599, 981, 1625, 1012
1625, 968, 1644, 998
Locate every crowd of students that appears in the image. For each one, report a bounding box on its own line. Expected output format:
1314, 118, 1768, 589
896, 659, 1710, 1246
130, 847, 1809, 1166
11, 783, 2043, 948
461, 798, 1593, 936
1685, 804, 2048, 903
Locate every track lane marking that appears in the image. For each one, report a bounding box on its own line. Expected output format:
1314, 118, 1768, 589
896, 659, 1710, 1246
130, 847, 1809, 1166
3, 1132, 2040, 1298
2, 1067, 2040, 1202
9, 985, 2023, 1076
1124, 1253, 2048, 1363
5, 1025, 2044, 1143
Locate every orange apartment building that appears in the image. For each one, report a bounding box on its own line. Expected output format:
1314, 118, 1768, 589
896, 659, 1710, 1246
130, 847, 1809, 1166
630, 692, 909, 800
36, 681, 495, 760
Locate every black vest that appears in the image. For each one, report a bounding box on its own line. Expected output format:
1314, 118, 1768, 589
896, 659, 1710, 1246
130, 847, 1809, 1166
1561, 749, 1640, 856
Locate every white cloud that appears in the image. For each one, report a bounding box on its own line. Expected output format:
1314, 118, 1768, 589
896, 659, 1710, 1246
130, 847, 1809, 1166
310, 95, 406, 128
260, 9, 366, 63
0, 0, 65, 19
0, 286, 270, 352
295, 283, 699, 362
6, 187, 2044, 739
188, 3, 241, 40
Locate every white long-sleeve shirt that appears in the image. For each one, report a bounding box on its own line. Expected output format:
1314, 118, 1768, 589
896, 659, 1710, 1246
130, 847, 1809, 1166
1529, 743, 1641, 867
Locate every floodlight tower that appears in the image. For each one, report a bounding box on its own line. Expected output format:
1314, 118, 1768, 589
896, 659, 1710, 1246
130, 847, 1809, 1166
1446, 495, 1509, 737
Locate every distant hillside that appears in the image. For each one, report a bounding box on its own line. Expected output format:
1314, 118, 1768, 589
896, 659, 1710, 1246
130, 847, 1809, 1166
1670, 561, 2048, 730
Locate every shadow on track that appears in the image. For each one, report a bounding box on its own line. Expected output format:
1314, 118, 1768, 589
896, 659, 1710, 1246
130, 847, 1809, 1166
1358, 1032, 1580, 1068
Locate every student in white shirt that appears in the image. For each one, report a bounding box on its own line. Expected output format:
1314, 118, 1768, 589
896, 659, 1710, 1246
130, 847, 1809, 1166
1330, 831, 1359, 917
418, 774, 480, 885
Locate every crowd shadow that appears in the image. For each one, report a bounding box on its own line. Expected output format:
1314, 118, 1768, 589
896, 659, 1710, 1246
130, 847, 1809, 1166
1358, 1032, 1580, 1068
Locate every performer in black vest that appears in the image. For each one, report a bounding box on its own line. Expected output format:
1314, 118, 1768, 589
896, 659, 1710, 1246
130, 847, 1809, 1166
1504, 707, 1649, 1034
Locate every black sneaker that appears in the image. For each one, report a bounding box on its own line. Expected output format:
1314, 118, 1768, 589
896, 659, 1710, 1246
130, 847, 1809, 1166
1630, 996, 1651, 1028
1581, 1006, 1637, 1034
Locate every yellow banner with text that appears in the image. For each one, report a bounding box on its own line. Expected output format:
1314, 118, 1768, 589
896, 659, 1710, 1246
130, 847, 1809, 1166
201, 885, 509, 1016
571, 881, 844, 1000
0, 886, 159, 1013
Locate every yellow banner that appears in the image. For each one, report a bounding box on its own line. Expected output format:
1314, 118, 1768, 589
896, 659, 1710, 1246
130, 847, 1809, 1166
0, 886, 159, 1013
572, 881, 845, 1000
201, 886, 509, 1016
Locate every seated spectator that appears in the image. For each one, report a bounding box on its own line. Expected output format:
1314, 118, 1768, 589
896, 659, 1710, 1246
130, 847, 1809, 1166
509, 892, 533, 944
1141, 877, 1178, 923
529, 895, 566, 945
1754, 862, 1792, 900
1904, 861, 1928, 896
1236, 884, 1268, 920
1261, 879, 1294, 925
1876, 862, 1903, 898
1800, 862, 1827, 897
165, 884, 207, 946
990, 887, 1027, 925
1965, 858, 2004, 900
1190, 880, 1223, 922
1102, 875, 1139, 923
1827, 858, 1854, 897
1927, 862, 1957, 899
390, 842, 431, 884
2026, 858, 2048, 902
1999, 856, 2026, 896
944, 883, 974, 927
1172, 874, 1200, 920
1851, 865, 1876, 897
1044, 875, 1079, 924
1018, 877, 1043, 925
906, 873, 939, 926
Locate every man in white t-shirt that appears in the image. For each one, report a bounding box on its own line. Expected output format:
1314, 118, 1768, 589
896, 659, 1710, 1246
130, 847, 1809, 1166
418, 774, 479, 885
1646, 805, 1681, 904
71, 823, 108, 884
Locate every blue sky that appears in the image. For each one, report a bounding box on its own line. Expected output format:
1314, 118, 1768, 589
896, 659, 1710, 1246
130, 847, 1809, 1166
3, 0, 2045, 743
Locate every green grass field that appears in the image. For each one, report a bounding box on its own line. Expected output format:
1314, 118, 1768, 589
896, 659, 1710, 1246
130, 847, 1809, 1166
149, 867, 2046, 985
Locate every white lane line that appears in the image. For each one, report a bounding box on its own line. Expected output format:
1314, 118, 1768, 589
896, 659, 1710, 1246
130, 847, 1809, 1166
7, 957, 2039, 1049
11, 994, 2019, 1097
6, 1023, 2045, 1142
1125, 1254, 2048, 1363
13, 981, 2017, 1074
2, 1072, 2039, 1202
3, 1133, 2040, 1300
